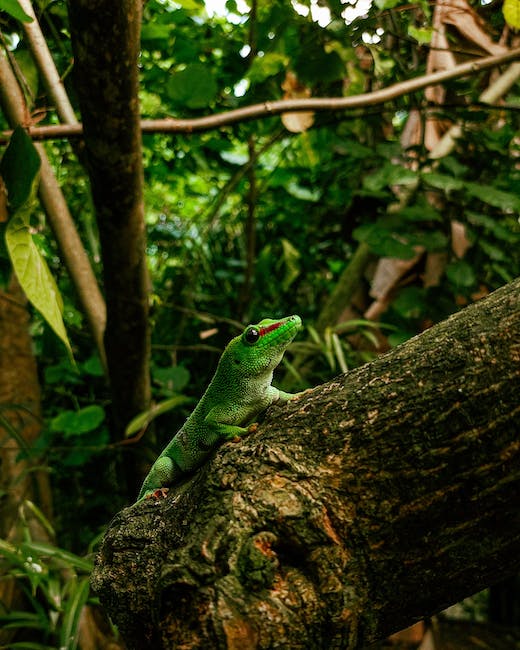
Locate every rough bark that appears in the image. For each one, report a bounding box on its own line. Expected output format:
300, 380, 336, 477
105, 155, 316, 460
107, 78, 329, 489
67, 2, 150, 451
0, 276, 53, 647
92, 279, 520, 649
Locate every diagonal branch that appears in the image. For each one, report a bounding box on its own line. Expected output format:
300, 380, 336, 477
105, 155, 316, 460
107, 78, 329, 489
17, 0, 77, 125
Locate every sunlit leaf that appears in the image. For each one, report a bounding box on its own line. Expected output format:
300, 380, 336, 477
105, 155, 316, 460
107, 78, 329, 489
503, 0, 520, 29
6, 213, 72, 354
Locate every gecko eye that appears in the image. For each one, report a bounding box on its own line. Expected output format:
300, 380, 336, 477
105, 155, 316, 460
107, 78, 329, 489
244, 327, 260, 345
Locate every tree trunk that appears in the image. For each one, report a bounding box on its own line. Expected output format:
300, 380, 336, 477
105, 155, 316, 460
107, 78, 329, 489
92, 278, 520, 649
67, 1, 150, 453
0, 275, 53, 647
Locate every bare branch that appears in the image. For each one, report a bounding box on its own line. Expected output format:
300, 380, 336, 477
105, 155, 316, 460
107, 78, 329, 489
2, 47, 519, 143
17, 0, 78, 124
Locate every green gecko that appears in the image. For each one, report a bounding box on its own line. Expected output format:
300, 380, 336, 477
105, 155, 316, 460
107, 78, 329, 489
136, 314, 303, 502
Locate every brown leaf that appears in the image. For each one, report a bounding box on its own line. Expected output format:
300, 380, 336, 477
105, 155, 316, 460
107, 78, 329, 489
281, 71, 314, 133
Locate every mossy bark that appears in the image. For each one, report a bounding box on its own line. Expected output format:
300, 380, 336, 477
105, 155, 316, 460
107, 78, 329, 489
92, 279, 520, 649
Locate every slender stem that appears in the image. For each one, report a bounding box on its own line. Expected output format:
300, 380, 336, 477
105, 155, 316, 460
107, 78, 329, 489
17, 0, 78, 124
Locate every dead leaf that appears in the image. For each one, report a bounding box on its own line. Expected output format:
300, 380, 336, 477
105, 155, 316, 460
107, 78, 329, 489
281, 71, 314, 133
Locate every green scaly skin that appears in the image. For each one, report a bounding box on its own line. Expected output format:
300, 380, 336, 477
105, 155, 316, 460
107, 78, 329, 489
136, 314, 303, 502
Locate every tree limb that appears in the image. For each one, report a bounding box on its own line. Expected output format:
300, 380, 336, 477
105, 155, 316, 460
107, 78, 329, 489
92, 278, 520, 649
17, 0, 78, 125
4, 47, 520, 143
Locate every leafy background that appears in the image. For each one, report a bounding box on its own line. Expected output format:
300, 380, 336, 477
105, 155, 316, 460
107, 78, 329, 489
0, 0, 519, 647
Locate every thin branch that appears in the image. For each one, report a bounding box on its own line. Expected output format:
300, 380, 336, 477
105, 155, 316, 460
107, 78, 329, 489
17, 0, 78, 124
0, 49, 107, 370
2, 47, 519, 143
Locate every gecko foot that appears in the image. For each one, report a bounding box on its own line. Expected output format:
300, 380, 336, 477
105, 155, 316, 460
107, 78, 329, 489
145, 487, 170, 500
247, 422, 259, 434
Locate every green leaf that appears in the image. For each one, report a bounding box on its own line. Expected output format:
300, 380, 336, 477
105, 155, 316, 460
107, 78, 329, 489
6, 213, 72, 355
21, 541, 93, 572
285, 181, 321, 202
393, 287, 426, 319
0, 0, 33, 22
445, 259, 476, 288
246, 53, 287, 84
421, 172, 464, 193
125, 395, 194, 437
503, 0, 520, 29
49, 405, 105, 436
396, 202, 443, 222
408, 26, 433, 44
363, 162, 417, 193
374, 0, 402, 8
60, 577, 90, 650
353, 223, 417, 259
280, 237, 301, 290
478, 238, 508, 261
465, 182, 520, 212
141, 23, 174, 43
2, 128, 72, 355
82, 354, 105, 377
0, 126, 41, 212
167, 63, 218, 109
152, 365, 190, 392
466, 211, 518, 242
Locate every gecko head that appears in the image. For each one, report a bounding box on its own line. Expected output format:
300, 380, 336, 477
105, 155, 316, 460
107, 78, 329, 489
223, 315, 302, 377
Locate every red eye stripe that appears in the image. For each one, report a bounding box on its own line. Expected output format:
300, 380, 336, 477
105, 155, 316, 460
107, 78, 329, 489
259, 321, 283, 337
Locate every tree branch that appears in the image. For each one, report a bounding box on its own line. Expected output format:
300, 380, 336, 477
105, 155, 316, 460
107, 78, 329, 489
92, 278, 520, 649
17, 0, 78, 125
0, 49, 107, 369
4, 47, 520, 143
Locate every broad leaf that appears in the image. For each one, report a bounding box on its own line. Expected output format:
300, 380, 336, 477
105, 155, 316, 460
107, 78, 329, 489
421, 172, 464, 194
0, 0, 32, 22
445, 260, 476, 288
503, 0, 520, 29
465, 182, 520, 213
50, 405, 105, 436
2, 128, 72, 354
0, 126, 40, 212
247, 53, 287, 84
167, 63, 218, 109
6, 213, 72, 354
